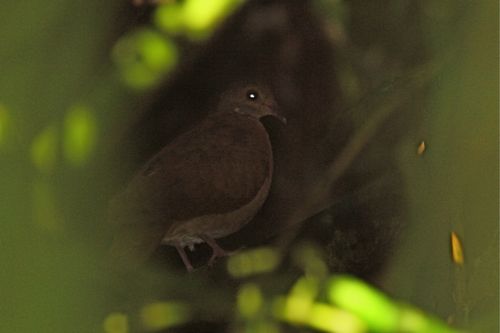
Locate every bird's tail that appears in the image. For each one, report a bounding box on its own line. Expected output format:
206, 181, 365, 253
107, 222, 165, 270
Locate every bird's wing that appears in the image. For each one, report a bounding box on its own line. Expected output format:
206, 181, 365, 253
126, 113, 272, 222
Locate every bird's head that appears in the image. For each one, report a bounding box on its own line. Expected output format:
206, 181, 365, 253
218, 84, 286, 124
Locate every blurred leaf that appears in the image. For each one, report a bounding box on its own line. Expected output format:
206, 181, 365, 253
154, 3, 185, 35
292, 242, 328, 279
112, 29, 178, 90
182, 0, 240, 38
227, 247, 280, 278
308, 303, 365, 333
0, 1, 124, 332
272, 274, 457, 332
140, 301, 191, 331
274, 277, 319, 324
154, 0, 242, 40
237, 283, 263, 319
30, 123, 58, 174
328, 276, 399, 331
450, 232, 464, 266
103, 312, 129, 333
63, 104, 98, 166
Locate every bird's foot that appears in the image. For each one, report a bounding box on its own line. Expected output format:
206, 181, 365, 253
207, 250, 229, 267
200, 235, 237, 268
175, 245, 194, 272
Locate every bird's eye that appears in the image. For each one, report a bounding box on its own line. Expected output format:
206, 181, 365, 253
246, 90, 259, 101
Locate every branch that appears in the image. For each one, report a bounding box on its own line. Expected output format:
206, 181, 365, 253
275, 64, 437, 250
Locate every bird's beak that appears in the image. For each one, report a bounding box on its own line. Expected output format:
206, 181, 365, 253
275, 113, 287, 125
265, 102, 287, 125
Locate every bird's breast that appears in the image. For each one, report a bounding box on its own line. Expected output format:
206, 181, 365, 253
161, 174, 272, 248
124, 113, 275, 248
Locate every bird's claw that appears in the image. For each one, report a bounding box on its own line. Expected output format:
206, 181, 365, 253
207, 249, 229, 267
200, 235, 242, 268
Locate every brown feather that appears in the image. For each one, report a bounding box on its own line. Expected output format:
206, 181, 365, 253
108, 84, 284, 269
121, 112, 272, 222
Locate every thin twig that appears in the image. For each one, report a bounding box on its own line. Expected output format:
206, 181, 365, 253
275, 64, 437, 252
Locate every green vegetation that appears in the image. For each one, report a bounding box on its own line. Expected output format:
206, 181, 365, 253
0, 0, 496, 332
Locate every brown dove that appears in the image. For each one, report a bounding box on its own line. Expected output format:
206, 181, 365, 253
108, 84, 285, 271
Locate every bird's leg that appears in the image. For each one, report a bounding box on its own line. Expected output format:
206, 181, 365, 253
175, 245, 194, 272
200, 235, 231, 267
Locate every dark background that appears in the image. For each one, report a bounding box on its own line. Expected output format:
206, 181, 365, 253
0, 0, 497, 332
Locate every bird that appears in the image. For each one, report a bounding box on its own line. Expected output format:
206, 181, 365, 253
108, 84, 286, 271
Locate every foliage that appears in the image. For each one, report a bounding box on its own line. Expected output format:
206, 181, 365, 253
0, 0, 497, 332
